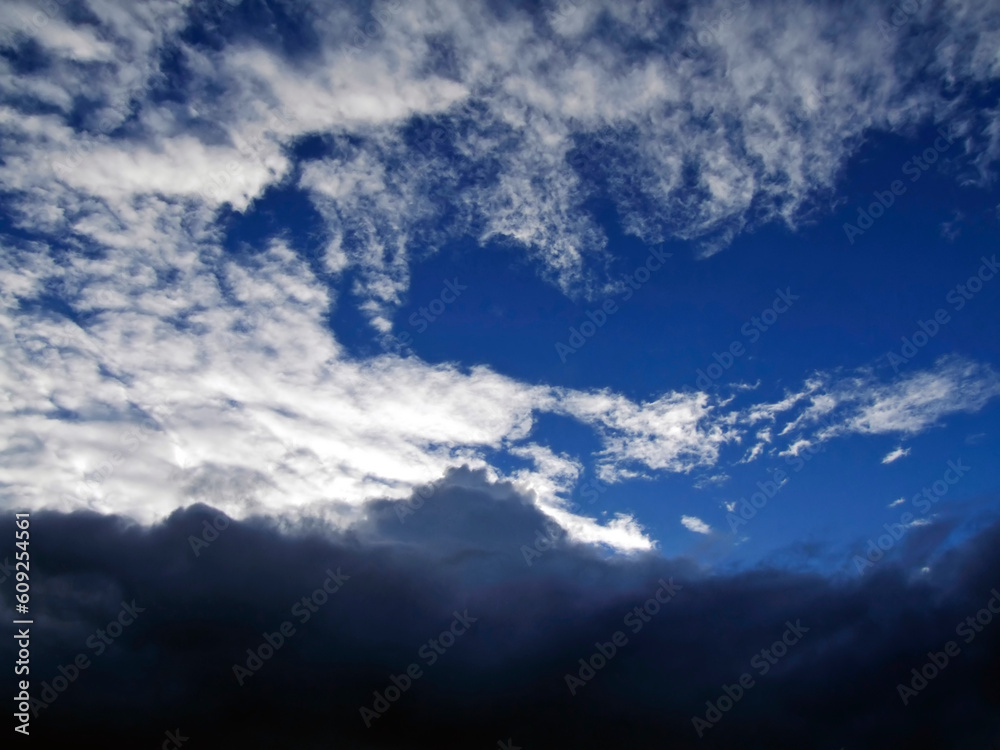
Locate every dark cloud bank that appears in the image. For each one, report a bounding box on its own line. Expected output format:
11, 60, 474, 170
4, 468, 999, 749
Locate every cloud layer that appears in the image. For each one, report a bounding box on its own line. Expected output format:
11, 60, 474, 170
4, 472, 999, 747
3, 0, 1000, 321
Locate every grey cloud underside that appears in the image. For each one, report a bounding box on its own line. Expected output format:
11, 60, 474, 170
4, 470, 999, 748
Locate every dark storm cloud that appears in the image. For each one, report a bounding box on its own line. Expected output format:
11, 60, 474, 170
3, 468, 999, 749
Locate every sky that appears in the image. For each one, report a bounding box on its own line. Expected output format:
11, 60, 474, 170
1, 0, 999, 747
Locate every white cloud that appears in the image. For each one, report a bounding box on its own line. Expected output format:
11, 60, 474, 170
4, 0, 995, 328
835, 358, 1000, 437
681, 515, 712, 535
756, 357, 1000, 455
506, 443, 582, 509
0, 226, 710, 553
556, 389, 739, 481
888, 497, 907, 508
694, 473, 729, 489
882, 447, 911, 464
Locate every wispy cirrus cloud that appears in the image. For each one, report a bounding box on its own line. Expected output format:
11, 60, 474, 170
882, 446, 911, 464
741, 356, 1000, 460
4, 0, 1000, 327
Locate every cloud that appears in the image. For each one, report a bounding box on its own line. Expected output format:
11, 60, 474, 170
751, 357, 1000, 459
882, 446, 912, 464
681, 515, 712, 534
838, 358, 1000, 437
4, 479, 999, 747
2, 0, 1000, 328
556, 390, 739, 482
0, 229, 724, 553
888, 497, 907, 508
694, 473, 729, 489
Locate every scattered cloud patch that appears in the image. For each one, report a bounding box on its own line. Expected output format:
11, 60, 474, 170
882, 446, 911, 464
681, 515, 713, 535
